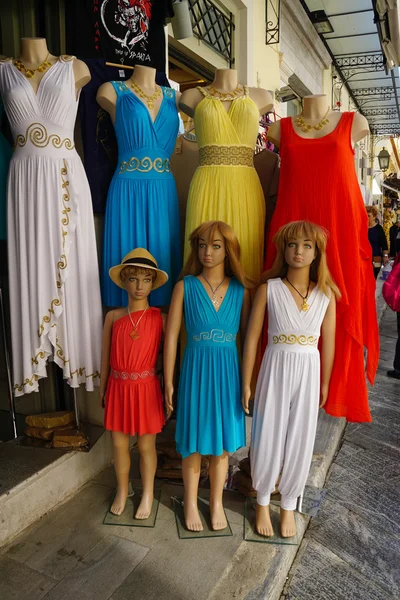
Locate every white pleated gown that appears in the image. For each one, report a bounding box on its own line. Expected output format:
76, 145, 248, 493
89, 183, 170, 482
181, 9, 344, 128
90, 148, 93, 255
250, 278, 330, 511
0, 56, 102, 396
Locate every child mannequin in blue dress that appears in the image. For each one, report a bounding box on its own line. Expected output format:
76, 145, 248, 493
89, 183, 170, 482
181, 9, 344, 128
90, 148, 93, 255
164, 221, 252, 532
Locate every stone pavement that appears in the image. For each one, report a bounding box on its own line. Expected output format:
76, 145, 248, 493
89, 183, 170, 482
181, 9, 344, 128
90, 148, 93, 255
281, 306, 400, 600
0, 292, 397, 600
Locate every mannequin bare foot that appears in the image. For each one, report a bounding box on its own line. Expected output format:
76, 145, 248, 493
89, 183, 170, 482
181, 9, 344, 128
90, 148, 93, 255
184, 500, 203, 532
255, 503, 274, 536
110, 488, 128, 516
280, 508, 296, 537
210, 500, 227, 530
135, 492, 153, 519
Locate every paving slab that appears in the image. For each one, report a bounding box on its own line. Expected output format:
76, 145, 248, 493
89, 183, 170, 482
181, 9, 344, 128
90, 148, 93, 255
0, 554, 56, 599
42, 535, 148, 600
282, 538, 395, 600
3, 483, 114, 580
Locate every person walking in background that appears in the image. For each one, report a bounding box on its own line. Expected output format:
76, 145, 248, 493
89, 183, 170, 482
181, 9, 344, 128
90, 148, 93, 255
366, 206, 389, 279
389, 218, 400, 258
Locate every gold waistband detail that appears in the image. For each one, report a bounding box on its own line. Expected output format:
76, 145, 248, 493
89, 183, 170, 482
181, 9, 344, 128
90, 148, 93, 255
273, 334, 318, 347
15, 123, 75, 150
119, 156, 171, 174
199, 145, 254, 167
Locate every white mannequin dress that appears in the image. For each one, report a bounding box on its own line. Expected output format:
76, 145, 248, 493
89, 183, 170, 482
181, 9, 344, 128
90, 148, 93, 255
251, 278, 330, 511
0, 56, 102, 396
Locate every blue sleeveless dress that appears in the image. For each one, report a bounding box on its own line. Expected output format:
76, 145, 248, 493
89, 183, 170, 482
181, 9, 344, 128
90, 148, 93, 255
175, 276, 246, 458
102, 82, 181, 306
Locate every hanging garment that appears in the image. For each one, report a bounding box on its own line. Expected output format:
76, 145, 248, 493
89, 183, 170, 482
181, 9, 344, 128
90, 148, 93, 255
184, 87, 265, 282
102, 81, 181, 307
175, 276, 246, 458
65, 0, 174, 72
77, 58, 169, 213
251, 279, 330, 511
264, 114, 378, 422
0, 103, 12, 241
104, 307, 165, 435
0, 56, 103, 396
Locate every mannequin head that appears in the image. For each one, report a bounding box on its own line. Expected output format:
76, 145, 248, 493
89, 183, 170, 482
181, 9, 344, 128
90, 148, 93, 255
366, 205, 378, 227
180, 220, 254, 287
261, 220, 340, 297
120, 266, 156, 301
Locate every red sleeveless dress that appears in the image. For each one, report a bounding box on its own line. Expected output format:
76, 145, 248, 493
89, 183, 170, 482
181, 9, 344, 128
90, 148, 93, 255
104, 307, 165, 435
264, 113, 378, 423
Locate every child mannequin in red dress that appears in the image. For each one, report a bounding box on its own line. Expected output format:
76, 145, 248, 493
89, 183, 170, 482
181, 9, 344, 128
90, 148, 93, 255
100, 248, 168, 517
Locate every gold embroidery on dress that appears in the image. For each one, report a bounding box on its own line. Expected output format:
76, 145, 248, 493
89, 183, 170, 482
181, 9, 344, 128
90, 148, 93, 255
14, 374, 39, 392
119, 156, 171, 174
15, 123, 75, 150
199, 145, 254, 167
59, 55, 75, 62
273, 334, 318, 347
31, 351, 45, 365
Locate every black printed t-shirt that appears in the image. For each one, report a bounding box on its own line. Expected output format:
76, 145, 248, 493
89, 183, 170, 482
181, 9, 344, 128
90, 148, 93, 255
66, 0, 174, 72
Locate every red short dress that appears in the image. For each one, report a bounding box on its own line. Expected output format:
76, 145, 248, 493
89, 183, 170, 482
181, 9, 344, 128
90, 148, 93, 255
104, 307, 165, 435
264, 113, 379, 423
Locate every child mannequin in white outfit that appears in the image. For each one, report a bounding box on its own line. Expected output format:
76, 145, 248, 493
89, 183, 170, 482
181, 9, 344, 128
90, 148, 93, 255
242, 221, 339, 537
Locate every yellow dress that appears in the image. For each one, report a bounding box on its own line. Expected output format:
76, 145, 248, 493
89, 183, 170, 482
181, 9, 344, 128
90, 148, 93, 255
184, 86, 265, 281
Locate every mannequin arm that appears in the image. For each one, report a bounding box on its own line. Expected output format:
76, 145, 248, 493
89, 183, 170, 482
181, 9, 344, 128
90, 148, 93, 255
241, 284, 268, 413
163, 281, 184, 416
267, 120, 281, 147
249, 87, 274, 115
99, 310, 114, 407
319, 293, 336, 408
73, 58, 91, 93
179, 88, 203, 117
96, 82, 117, 122
352, 112, 370, 143
240, 288, 252, 342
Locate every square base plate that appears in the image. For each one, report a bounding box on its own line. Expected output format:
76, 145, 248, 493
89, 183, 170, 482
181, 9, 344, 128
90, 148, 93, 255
244, 498, 298, 545
103, 487, 161, 527
172, 496, 233, 539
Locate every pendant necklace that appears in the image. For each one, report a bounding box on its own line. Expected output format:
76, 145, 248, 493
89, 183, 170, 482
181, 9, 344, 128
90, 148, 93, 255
127, 305, 149, 341
129, 80, 161, 109
14, 53, 52, 79
202, 275, 226, 309
285, 277, 311, 312
295, 107, 330, 133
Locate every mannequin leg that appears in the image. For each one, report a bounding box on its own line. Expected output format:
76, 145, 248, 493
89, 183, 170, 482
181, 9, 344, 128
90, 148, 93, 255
182, 453, 203, 531
135, 433, 157, 519
209, 451, 228, 530
255, 492, 274, 536
111, 431, 131, 516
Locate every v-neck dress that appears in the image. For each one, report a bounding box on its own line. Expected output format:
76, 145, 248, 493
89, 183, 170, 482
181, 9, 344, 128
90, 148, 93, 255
183, 86, 265, 281
175, 275, 246, 458
0, 55, 102, 396
102, 81, 180, 307
251, 278, 330, 508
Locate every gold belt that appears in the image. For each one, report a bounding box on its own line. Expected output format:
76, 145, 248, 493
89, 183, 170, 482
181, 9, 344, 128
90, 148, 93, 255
273, 334, 318, 347
199, 145, 254, 167
119, 157, 170, 174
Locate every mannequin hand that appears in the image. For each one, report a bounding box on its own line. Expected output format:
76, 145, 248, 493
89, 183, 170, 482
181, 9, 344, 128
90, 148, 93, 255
99, 390, 106, 409
383, 255, 389, 266
165, 383, 174, 419
319, 384, 329, 408
242, 385, 251, 414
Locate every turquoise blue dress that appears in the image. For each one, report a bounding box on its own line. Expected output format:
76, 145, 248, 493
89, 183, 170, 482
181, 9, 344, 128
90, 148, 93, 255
175, 276, 246, 458
102, 82, 180, 307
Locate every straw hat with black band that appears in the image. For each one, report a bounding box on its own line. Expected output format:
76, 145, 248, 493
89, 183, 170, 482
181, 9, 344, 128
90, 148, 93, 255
109, 248, 168, 291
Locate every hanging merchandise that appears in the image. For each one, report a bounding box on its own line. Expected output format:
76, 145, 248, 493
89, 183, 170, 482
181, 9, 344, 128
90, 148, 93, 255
0, 49, 103, 397
65, 0, 174, 72
98, 72, 181, 308
180, 71, 274, 282
264, 101, 379, 423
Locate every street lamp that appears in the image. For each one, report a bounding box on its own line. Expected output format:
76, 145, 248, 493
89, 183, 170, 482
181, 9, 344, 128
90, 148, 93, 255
310, 10, 334, 34
377, 147, 390, 171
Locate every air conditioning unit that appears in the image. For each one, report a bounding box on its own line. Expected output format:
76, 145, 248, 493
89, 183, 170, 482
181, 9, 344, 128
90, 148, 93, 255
276, 86, 299, 102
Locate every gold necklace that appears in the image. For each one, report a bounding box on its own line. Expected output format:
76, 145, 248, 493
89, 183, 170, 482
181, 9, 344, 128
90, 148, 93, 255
207, 84, 243, 101
285, 277, 311, 312
202, 275, 226, 309
14, 53, 52, 79
127, 305, 149, 341
129, 80, 161, 109
295, 107, 330, 133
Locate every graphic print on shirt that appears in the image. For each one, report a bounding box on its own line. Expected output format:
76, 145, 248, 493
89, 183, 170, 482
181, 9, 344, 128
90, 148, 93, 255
101, 0, 152, 64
